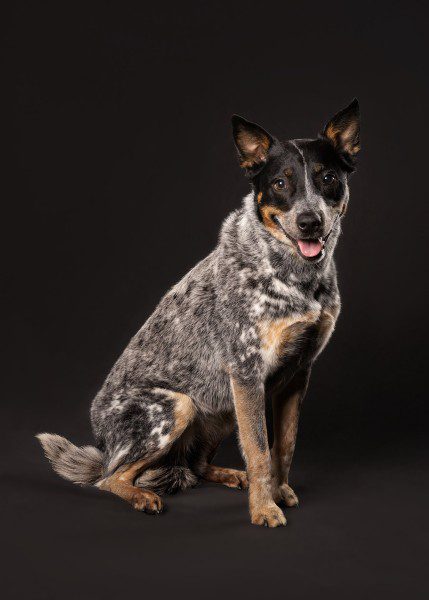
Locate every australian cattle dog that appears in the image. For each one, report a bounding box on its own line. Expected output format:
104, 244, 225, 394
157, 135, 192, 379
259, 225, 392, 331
38, 100, 360, 527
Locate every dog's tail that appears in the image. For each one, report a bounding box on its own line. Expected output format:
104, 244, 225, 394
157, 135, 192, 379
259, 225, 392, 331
135, 465, 198, 495
36, 433, 104, 486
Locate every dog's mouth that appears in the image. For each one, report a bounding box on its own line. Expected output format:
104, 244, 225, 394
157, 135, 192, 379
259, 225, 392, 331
296, 238, 325, 261
272, 216, 326, 262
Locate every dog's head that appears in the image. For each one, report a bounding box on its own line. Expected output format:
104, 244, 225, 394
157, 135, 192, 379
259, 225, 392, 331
232, 100, 360, 263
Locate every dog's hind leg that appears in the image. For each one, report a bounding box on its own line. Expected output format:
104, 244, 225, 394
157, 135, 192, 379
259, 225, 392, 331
96, 389, 196, 513
97, 458, 164, 513
203, 464, 248, 490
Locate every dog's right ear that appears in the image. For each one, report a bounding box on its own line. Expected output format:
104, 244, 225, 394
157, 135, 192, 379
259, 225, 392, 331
232, 115, 274, 171
322, 99, 360, 159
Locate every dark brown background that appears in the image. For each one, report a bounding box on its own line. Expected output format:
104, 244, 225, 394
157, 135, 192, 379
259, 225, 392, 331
3, 1, 428, 598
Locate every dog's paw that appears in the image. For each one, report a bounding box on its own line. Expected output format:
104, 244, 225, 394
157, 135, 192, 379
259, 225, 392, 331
224, 469, 249, 490
132, 490, 164, 514
203, 466, 249, 490
273, 483, 299, 507
251, 503, 287, 528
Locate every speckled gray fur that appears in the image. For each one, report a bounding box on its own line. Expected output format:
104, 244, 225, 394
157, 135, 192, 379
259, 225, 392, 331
89, 190, 340, 473
37, 103, 359, 517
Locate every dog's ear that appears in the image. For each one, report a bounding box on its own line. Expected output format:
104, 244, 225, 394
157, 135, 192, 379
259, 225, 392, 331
322, 99, 360, 160
232, 115, 274, 171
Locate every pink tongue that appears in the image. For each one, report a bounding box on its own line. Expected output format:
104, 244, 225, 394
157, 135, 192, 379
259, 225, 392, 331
297, 239, 323, 258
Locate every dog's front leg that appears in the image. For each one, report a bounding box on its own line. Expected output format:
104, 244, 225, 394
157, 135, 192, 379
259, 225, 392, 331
271, 367, 311, 507
230, 376, 286, 527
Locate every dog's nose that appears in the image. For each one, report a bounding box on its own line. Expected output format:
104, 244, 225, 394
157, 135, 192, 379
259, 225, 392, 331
296, 211, 322, 235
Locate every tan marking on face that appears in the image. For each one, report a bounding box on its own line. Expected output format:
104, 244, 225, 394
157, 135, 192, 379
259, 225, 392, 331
259, 205, 293, 245
284, 167, 293, 177
257, 191, 263, 204
314, 163, 324, 173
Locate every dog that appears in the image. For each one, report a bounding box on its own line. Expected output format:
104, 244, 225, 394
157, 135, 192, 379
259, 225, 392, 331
37, 100, 360, 527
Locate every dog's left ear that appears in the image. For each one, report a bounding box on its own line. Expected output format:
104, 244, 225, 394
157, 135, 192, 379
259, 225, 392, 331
232, 115, 274, 171
322, 99, 360, 160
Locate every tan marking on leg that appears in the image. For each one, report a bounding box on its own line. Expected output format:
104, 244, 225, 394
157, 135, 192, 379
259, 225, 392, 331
271, 390, 301, 507
171, 391, 196, 434
203, 465, 248, 490
273, 483, 299, 507
152, 388, 196, 445
271, 367, 311, 507
267, 308, 339, 507
100, 390, 196, 513
98, 458, 163, 513
231, 377, 286, 527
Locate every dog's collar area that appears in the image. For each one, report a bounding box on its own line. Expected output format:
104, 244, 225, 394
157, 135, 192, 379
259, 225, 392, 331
272, 213, 342, 262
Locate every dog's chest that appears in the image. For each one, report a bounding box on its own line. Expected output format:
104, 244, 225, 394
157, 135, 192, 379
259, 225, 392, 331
246, 276, 326, 376
257, 311, 320, 376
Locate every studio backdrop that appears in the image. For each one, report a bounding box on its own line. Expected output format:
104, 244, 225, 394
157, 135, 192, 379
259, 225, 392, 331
3, 2, 428, 599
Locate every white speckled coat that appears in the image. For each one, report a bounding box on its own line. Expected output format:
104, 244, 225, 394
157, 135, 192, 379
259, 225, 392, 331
37, 100, 359, 526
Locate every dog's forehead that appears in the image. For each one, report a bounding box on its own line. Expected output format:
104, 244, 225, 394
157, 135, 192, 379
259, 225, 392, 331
280, 140, 306, 162
265, 138, 340, 179
287, 138, 340, 168
264, 141, 304, 176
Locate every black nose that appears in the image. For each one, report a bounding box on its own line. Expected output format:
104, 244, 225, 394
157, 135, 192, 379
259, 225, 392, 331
296, 211, 322, 235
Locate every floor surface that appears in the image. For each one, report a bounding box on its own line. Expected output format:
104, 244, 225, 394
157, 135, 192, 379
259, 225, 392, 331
3, 421, 427, 600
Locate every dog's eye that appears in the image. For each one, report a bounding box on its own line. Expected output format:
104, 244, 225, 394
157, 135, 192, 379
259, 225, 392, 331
273, 179, 286, 191
323, 172, 337, 184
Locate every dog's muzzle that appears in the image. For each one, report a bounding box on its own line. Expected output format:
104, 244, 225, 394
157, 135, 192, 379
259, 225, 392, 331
273, 214, 340, 262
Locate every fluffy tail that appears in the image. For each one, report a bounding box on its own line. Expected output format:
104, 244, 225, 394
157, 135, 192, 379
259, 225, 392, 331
36, 433, 104, 486
135, 465, 198, 495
